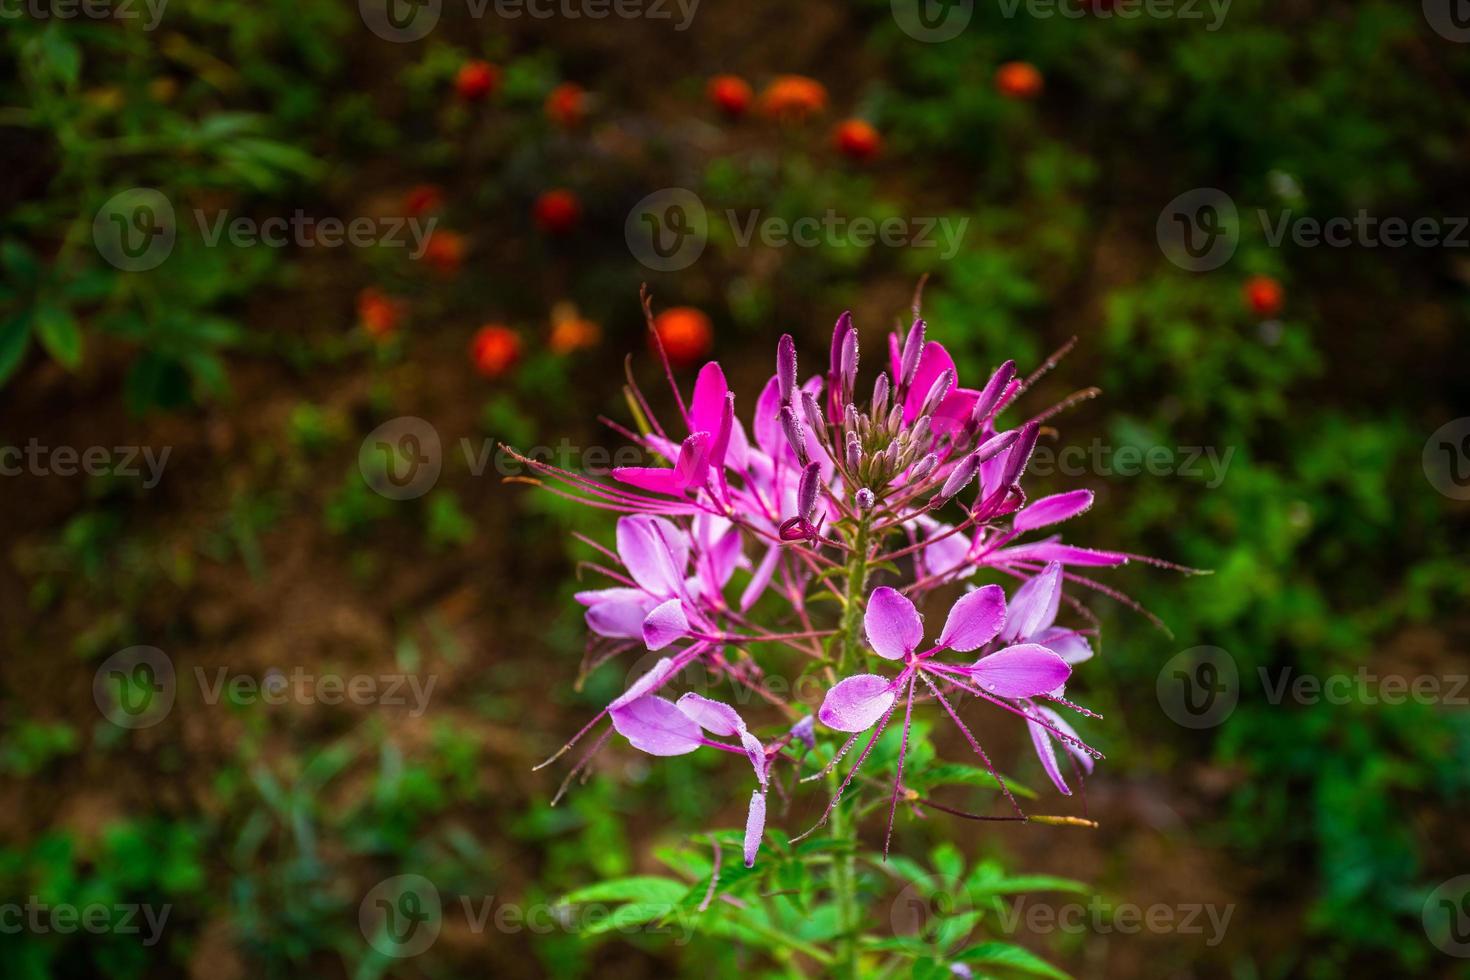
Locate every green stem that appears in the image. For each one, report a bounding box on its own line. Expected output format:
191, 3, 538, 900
830, 515, 873, 979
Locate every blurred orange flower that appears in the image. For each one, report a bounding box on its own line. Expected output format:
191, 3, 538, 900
995, 62, 1043, 100
402, 184, 444, 218
708, 75, 753, 118
456, 60, 500, 102
534, 189, 582, 235
420, 230, 465, 275
760, 75, 828, 122
1242, 275, 1284, 317
550, 303, 602, 355
470, 325, 521, 378
545, 82, 587, 128
652, 307, 713, 367
833, 119, 882, 161
356, 288, 404, 340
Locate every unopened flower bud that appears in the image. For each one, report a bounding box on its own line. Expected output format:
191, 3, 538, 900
971, 360, 1017, 426
898, 318, 926, 389
908, 414, 931, 447
845, 433, 862, 472
839, 327, 859, 396
911, 453, 938, 480
871, 372, 890, 418
797, 461, 820, 522
975, 427, 1020, 464
777, 333, 797, 404
932, 451, 980, 505
780, 405, 809, 466
999, 421, 1040, 488
790, 715, 816, 751
918, 368, 954, 418
855, 487, 875, 512
801, 389, 825, 433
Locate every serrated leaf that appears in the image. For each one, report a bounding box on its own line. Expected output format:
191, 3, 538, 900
954, 941, 1070, 979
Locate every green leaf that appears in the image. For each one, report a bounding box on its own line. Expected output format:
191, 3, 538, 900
1, 239, 40, 287
37, 24, 82, 87
558, 876, 688, 906
0, 312, 31, 387
580, 901, 677, 936
34, 304, 81, 370
954, 940, 1070, 979
911, 763, 1037, 799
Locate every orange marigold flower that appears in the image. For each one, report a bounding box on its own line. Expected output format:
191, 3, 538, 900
759, 75, 828, 122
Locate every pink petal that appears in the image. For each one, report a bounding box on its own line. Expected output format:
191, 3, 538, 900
740, 729, 768, 788
672, 431, 713, 489
994, 541, 1130, 567
753, 376, 784, 459
743, 789, 766, 867
584, 594, 655, 639
937, 584, 1006, 652
612, 656, 682, 708
642, 598, 690, 651
1014, 490, 1094, 533
966, 644, 1072, 698
610, 695, 702, 756
1002, 562, 1063, 641
616, 516, 684, 596
818, 673, 899, 732
1027, 711, 1071, 796
903, 341, 957, 422
1039, 704, 1094, 773
689, 362, 729, 434
675, 692, 746, 737
611, 466, 682, 496
1035, 626, 1093, 665
739, 543, 781, 612
864, 586, 923, 660
930, 388, 979, 440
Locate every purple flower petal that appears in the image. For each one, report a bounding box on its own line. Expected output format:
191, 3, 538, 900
610, 695, 702, 756
818, 673, 899, 732
612, 656, 682, 708
642, 598, 690, 651
937, 584, 1006, 652
616, 516, 684, 596
675, 692, 746, 737
743, 789, 766, 867
992, 541, 1129, 567
864, 586, 923, 660
611, 466, 683, 496
739, 729, 768, 788
1035, 626, 1093, 665
1014, 489, 1095, 533
1002, 562, 1063, 642
1027, 710, 1070, 796
1039, 704, 1093, 773
584, 594, 655, 639
753, 376, 785, 459
903, 341, 957, 422
689, 362, 729, 435
966, 644, 1072, 699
